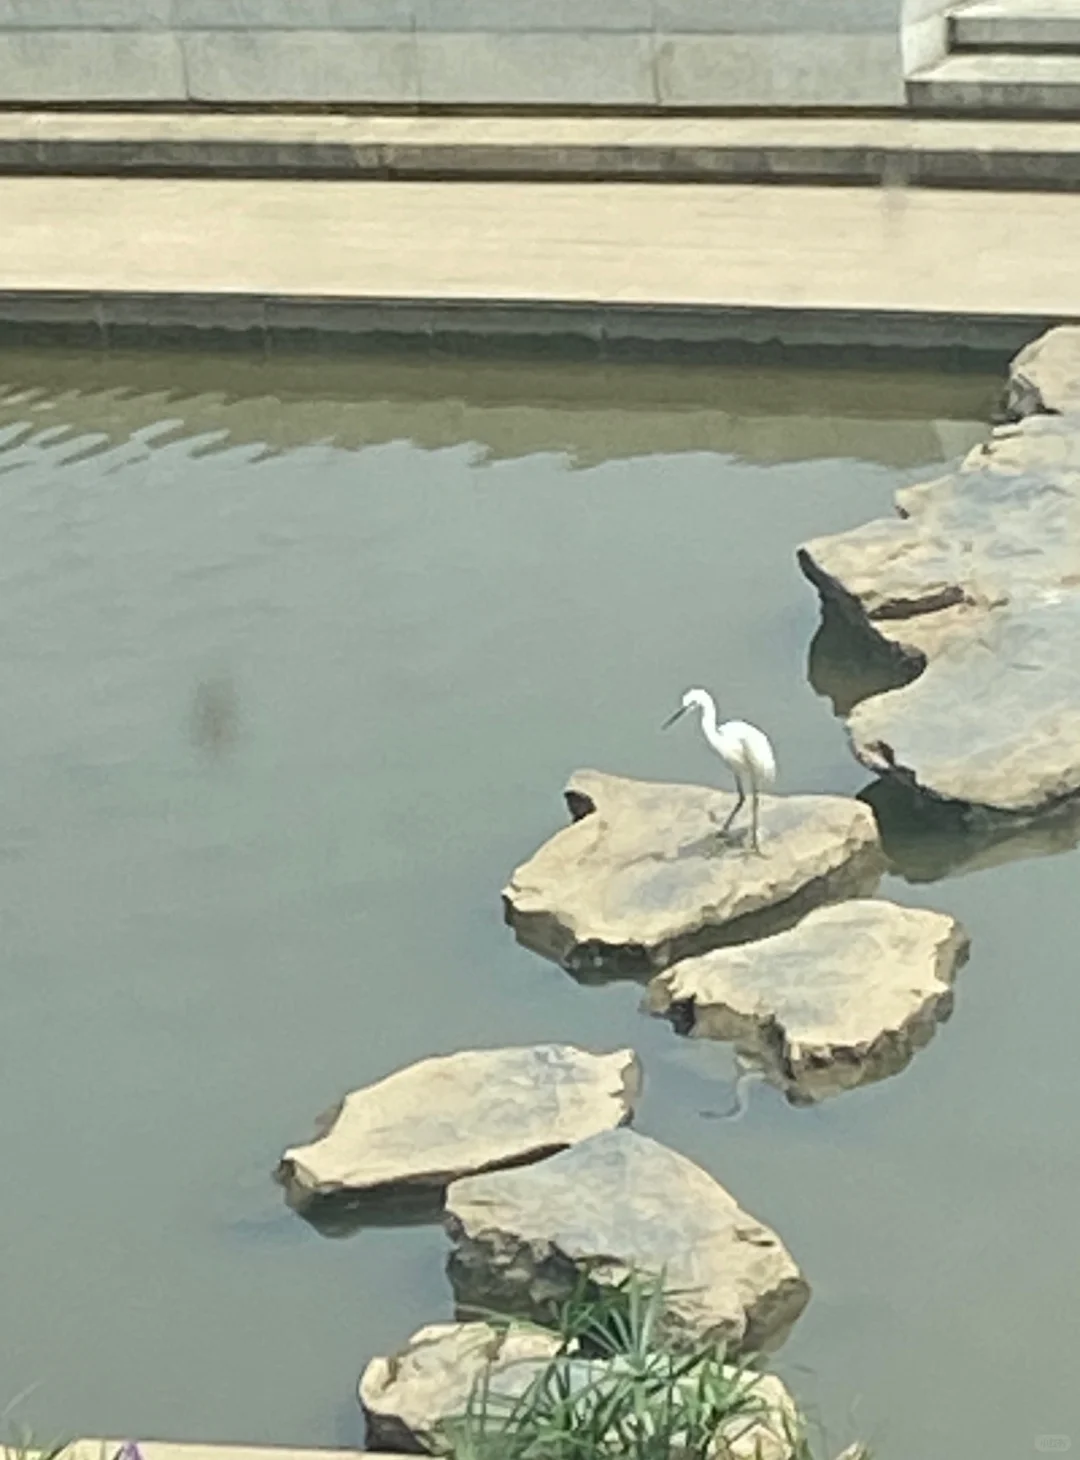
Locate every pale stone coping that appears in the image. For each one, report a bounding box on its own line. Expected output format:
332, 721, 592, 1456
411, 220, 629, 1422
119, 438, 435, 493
0, 176, 1074, 334
5, 110, 1080, 153
23, 1446, 391, 1460
14, 107, 1080, 188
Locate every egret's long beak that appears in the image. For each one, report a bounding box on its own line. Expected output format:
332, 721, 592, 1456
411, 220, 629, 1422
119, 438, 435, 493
662, 705, 688, 730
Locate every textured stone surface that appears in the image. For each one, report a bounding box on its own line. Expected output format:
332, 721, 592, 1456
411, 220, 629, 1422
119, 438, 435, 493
277, 1044, 640, 1206
646, 899, 969, 1104
799, 382, 1080, 813
445, 1128, 810, 1354
415, 32, 655, 106
656, 33, 903, 107
0, 31, 184, 101
183, 31, 419, 105
0, 0, 913, 107
504, 770, 883, 977
359, 1318, 799, 1459
1006, 324, 1080, 418
360, 1321, 563, 1452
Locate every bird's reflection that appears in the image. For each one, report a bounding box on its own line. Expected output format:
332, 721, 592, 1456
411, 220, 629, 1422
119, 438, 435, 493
190, 672, 240, 760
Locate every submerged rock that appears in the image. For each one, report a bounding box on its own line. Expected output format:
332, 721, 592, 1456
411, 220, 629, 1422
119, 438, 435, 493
799, 392, 1080, 814
444, 1128, 810, 1355
503, 770, 883, 978
646, 899, 969, 1105
277, 1044, 640, 1209
359, 1318, 799, 1460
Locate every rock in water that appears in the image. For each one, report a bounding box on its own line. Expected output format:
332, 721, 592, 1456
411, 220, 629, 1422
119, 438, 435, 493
1005, 325, 1080, 418
360, 1321, 562, 1452
359, 1318, 800, 1460
799, 369, 1080, 814
503, 770, 883, 977
646, 899, 970, 1104
444, 1128, 810, 1354
277, 1045, 641, 1209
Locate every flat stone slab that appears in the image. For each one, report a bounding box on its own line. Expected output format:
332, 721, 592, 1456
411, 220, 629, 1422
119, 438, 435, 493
799, 375, 1080, 813
503, 770, 883, 977
646, 899, 969, 1104
359, 1319, 799, 1460
277, 1044, 641, 1208
444, 1128, 810, 1355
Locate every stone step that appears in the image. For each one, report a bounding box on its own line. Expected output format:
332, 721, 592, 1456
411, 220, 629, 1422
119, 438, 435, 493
11, 111, 1080, 188
909, 51, 1080, 111
952, 0, 1080, 50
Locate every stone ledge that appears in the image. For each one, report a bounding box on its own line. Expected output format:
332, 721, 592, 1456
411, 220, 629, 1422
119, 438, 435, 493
8, 113, 1080, 191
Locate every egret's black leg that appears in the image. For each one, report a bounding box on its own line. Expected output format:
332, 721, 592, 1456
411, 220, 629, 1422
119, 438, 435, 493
720, 772, 745, 835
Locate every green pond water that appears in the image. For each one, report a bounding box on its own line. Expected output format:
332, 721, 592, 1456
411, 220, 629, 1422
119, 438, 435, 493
0, 344, 1076, 1460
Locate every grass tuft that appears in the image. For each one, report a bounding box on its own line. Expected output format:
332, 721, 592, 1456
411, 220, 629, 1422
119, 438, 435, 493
435, 1270, 859, 1460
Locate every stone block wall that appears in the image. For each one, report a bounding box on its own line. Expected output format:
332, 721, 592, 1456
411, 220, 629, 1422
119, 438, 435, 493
0, 0, 953, 107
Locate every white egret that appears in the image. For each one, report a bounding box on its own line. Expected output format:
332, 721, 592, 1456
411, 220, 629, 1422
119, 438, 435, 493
662, 687, 777, 854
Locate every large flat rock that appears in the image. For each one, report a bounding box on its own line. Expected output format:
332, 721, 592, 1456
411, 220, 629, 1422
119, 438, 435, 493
277, 1044, 640, 1208
1006, 324, 1080, 418
504, 770, 883, 977
798, 384, 1080, 813
359, 1318, 799, 1460
444, 1128, 810, 1355
646, 899, 969, 1104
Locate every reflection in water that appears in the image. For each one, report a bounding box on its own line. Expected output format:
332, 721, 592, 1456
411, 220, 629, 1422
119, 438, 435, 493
190, 673, 241, 760
1, 339, 1041, 1460
861, 777, 1080, 883
0, 345, 997, 472
281, 1181, 448, 1239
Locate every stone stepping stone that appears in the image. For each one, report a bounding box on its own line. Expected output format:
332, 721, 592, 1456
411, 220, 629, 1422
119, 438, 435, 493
359, 1319, 800, 1460
799, 335, 1080, 813
646, 898, 969, 1105
444, 1128, 809, 1355
503, 770, 883, 978
277, 1044, 640, 1210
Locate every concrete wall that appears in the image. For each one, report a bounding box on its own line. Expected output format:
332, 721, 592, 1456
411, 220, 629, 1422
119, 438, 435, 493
902, 0, 955, 77
0, 0, 923, 108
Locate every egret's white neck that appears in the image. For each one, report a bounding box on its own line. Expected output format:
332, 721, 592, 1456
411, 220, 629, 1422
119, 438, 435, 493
692, 692, 719, 739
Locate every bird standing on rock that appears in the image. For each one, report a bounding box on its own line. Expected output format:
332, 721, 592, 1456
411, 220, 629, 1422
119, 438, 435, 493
662, 687, 777, 854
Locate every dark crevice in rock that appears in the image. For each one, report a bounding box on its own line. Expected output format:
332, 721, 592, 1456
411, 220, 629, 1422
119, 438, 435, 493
806, 597, 925, 718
